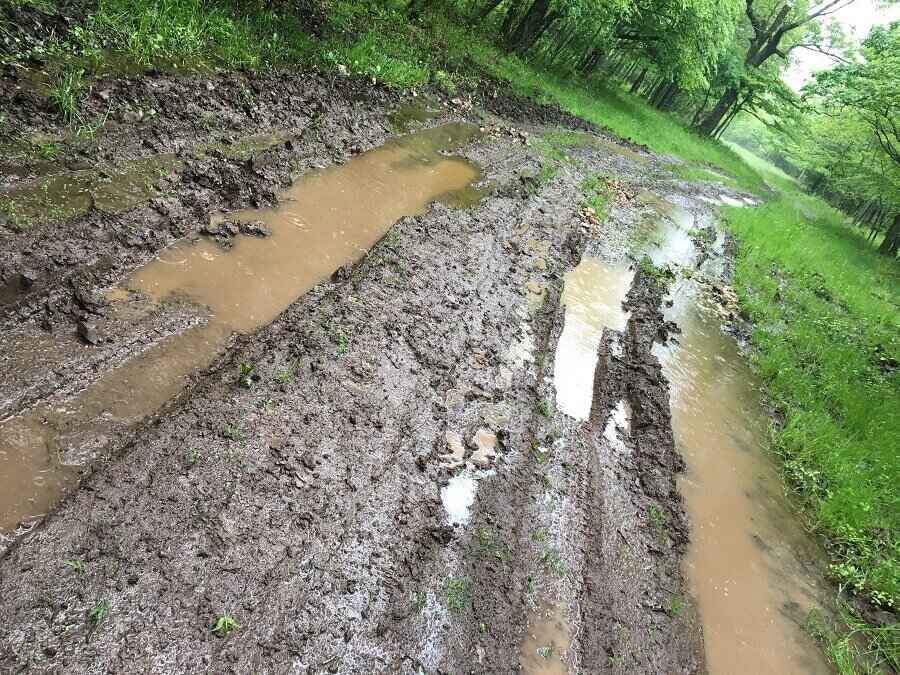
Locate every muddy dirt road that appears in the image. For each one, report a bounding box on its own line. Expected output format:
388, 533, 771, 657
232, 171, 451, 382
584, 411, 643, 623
1, 69, 834, 672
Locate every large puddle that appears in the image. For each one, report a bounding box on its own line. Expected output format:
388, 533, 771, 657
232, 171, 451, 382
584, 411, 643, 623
657, 293, 831, 673
0, 124, 484, 534
647, 203, 832, 673
553, 258, 633, 420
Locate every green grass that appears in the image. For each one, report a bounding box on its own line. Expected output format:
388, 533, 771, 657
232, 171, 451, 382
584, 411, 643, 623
443, 576, 471, 613
806, 604, 900, 673
48, 68, 85, 122
724, 186, 899, 610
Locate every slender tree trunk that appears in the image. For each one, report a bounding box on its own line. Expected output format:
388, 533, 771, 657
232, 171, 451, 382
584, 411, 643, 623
698, 87, 738, 135
630, 67, 648, 94
691, 91, 711, 126
469, 0, 504, 24
506, 0, 559, 54
878, 214, 900, 256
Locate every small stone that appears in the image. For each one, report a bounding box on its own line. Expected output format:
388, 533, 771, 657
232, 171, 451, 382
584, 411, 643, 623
201, 222, 223, 236
77, 320, 103, 345
444, 431, 465, 462
19, 269, 38, 289
469, 428, 498, 468
238, 221, 271, 237
301, 452, 316, 470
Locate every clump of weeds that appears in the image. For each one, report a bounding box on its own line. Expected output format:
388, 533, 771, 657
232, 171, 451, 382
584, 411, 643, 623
64, 559, 86, 574
222, 424, 245, 442
668, 595, 684, 616
334, 328, 349, 355
185, 448, 201, 466
49, 68, 86, 123
540, 546, 567, 577
444, 577, 471, 613
88, 599, 110, 626
211, 614, 238, 637
473, 526, 509, 562
536, 399, 553, 418
275, 363, 295, 384
237, 362, 255, 388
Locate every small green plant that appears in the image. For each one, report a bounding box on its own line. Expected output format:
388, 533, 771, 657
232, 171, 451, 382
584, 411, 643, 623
64, 559, 86, 574
211, 614, 238, 637
185, 448, 201, 466
637, 255, 673, 283
238, 362, 255, 388
473, 527, 509, 561
334, 329, 349, 355
529, 441, 550, 464
540, 547, 566, 577
222, 425, 245, 442
88, 599, 110, 625
444, 577, 471, 614
34, 141, 60, 159
49, 69, 86, 123
275, 363, 295, 384
412, 591, 426, 614
531, 528, 547, 544
536, 399, 553, 418
668, 595, 684, 616
536, 645, 553, 658
433, 69, 456, 95
648, 504, 666, 530
581, 173, 611, 218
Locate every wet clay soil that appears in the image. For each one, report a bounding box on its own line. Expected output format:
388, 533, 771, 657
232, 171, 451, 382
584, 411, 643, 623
0, 67, 846, 673
0, 123, 484, 534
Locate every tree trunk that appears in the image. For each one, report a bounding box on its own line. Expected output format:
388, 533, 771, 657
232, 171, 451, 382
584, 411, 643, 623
630, 67, 648, 94
691, 86, 712, 126
878, 214, 900, 256
506, 0, 559, 54
698, 87, 738, 136
469, 0, 504, 24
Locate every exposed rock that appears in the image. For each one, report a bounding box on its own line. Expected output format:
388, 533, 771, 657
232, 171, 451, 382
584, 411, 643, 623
239, 221, 271, 237
77, 320, 103, 345
470, 428, 498, 468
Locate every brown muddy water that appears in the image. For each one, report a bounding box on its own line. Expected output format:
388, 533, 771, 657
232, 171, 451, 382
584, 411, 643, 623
519, 601, 571, 674
645, 199, 832, 673
0, 123, 484, 534
553, 258, 633, 420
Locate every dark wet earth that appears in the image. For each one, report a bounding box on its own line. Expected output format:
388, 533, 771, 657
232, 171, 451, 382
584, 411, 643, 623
0, 70, 835, 673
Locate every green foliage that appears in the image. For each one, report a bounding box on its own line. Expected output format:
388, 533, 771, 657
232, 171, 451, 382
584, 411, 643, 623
49, 68, 85, 122
64, 558, 86, 574
725, 184, 899, 609
211, 614, 238, 637
443, 576, 471, 613
238, 361, 254, 388
668, 595, 684, 616
806, 604, 899, 673
88, 599, 110, 625
222, 424, 244, 442
580, 173, 611, 217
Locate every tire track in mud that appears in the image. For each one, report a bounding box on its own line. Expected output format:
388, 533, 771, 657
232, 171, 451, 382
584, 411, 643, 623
0, 87, 762, 671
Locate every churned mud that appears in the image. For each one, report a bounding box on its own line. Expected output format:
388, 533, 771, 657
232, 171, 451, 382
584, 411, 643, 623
1, 65, 837, 673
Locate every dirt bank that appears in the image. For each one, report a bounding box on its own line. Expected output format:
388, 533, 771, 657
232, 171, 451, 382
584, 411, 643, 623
0, 62, 761, 672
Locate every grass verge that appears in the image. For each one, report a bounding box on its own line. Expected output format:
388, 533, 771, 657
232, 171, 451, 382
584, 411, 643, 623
724, 181, 899, 612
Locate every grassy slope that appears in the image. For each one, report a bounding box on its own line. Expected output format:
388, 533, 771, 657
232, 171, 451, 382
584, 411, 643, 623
9, 0, 899, 651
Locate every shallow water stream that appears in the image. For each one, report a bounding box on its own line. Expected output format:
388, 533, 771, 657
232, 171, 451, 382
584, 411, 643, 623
0, 123, 484, 534
645, 199, 832, 673
657, 283, 832, 674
